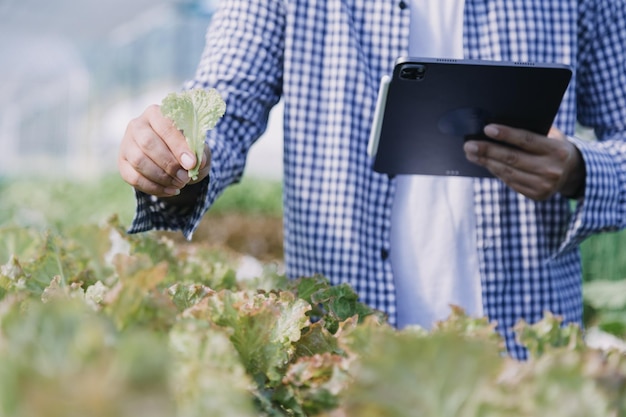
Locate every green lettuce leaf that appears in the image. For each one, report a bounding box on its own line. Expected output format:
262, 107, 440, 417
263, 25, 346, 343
342, 330, 503, 417
276, 352, 349, 416
0, 298, 174, 417
514, 311, 586, 358
185, 289, 311, 384
161, 88, 226, 180
169, 318, 257, 417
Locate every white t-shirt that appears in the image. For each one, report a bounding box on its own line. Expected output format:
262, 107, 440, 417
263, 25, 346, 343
390, 0, 483, 329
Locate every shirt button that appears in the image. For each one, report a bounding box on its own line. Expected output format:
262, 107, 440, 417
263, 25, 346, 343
381, 248, 390, 260
399, 1, 408, 9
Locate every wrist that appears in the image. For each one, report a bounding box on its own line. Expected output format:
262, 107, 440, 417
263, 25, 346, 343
163, 176, 209, 208
559, 147, 586, 199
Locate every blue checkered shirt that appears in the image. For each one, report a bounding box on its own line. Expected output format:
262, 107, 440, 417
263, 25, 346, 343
129, 0, 626, 359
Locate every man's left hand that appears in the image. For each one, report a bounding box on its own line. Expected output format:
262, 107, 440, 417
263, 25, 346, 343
463, 124, 585, 200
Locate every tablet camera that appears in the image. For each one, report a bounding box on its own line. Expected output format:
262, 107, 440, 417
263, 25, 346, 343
399, 64, 426, 81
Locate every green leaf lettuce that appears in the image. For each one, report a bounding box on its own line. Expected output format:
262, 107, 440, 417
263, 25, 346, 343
161, 88, 226, 180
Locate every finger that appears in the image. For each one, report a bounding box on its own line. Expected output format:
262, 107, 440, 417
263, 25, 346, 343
146, 105, 197, 171
468, 140, 565, 182
464, 140, 547, 176
508, 181, 553, 201
484, 124, 553, 154
118, 158, 181, 198
124, 140, 188, 188
480, 157, 559, 200
124, 118, 188, 186
189, 146, 212, 184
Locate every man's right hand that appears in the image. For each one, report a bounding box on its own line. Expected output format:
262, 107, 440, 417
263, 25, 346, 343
118, 104, 211, 198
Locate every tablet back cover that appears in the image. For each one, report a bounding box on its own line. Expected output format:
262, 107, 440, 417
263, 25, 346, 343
371, 57, 572, 177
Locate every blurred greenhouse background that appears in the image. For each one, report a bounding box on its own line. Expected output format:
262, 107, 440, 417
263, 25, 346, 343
0, 0, 283, 179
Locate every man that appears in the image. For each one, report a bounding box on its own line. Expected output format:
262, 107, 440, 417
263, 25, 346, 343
118, 0, 626, 359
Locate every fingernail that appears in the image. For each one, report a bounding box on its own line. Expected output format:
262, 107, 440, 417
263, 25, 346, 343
164, 187, 181, 196
484, 125, 499, 137
464, 142, 478, 153
464, 142, 478, 162
176, 169, 189, 183
181, 153, 195, 170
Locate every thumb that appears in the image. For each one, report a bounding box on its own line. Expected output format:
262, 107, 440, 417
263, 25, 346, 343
180, 151, 197, 170
146, 104, 198, 170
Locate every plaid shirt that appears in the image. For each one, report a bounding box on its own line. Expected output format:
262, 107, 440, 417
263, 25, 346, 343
130, 0, 626, 359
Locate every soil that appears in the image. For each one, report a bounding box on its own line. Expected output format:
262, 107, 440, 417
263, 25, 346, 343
163, 212, 284, 262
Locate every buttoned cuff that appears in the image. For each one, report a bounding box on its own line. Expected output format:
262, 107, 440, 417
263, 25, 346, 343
558, 137, 626, 254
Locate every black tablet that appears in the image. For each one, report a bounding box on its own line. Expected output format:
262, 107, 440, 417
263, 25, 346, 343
368, 57, 573, 177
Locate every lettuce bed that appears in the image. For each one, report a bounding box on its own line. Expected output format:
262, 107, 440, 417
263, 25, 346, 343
0, 218, 625, 417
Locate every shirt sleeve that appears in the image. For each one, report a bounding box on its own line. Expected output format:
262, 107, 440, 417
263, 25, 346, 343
128, 0, 286, 239
558, 0, 626, 253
